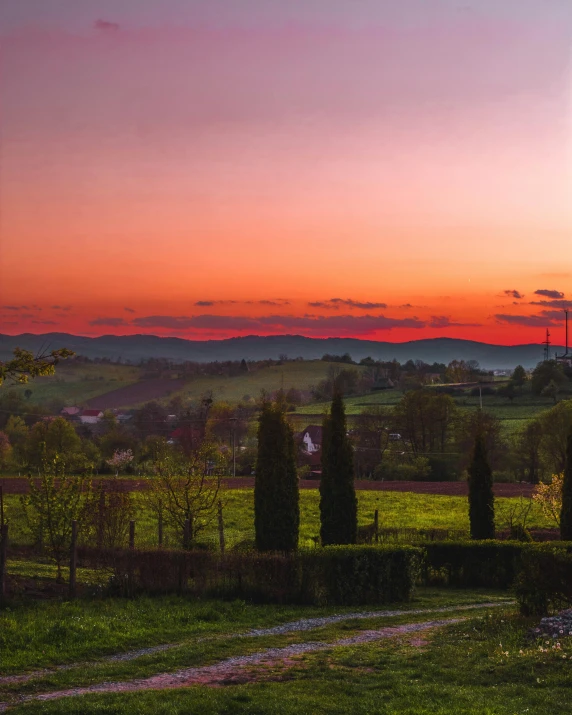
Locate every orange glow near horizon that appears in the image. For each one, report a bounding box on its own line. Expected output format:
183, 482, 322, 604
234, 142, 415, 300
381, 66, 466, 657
1, 3, 571, 347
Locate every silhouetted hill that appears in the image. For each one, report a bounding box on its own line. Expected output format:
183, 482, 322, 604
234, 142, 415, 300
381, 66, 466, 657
0, 333, 555, 370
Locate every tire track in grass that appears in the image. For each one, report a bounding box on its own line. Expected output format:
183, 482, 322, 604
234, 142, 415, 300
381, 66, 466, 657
0, 600, 512, 688
1, 618, 465, 709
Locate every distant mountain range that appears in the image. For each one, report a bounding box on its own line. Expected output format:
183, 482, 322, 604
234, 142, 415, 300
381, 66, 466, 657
0, 332, 559, 370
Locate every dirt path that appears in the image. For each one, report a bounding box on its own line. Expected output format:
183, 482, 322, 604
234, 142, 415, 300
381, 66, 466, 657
0, 601, 513, 711
0, 601, 512, 689
1, 618, 464, 710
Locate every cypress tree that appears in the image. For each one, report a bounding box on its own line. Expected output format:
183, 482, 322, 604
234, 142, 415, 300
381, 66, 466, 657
560, 430, 572, 540
319, 391, 357, 545
254, 401, 299, 552
468, 432, 495, 539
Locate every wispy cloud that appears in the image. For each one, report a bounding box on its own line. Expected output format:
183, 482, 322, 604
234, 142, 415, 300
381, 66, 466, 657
534, 289, 564, 299
308, 298, 387, 311
131, 313, 424, 335
495, 313, 558, 327
89, 317, 129, 327
503, 290, 524, 299
529, 299, 572, 309
429, 316, 481, 328
94, 19, 120, 32
124, 307, 136, 313
51, 305, 72, 311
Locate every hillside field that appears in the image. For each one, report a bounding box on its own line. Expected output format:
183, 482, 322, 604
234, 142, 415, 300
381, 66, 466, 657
4, 360, 363, 410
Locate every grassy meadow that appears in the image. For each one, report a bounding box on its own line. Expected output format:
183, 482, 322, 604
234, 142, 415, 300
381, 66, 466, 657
5, 362, 141, 407
2, 488, 554, 550
1, 591, 570, 714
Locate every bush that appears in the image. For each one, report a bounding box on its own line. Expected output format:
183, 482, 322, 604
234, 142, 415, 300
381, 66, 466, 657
515, 545, 572, 616
301, 545, 422, 605
422, 541, 572, 602
422, 541, 525, 589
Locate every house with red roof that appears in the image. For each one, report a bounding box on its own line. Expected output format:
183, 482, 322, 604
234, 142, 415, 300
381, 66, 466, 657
79, 409, 104, 425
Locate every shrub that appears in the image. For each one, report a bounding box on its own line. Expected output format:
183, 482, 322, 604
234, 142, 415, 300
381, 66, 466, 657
422, 541, 524, 589
301, 545, 422, 605
515, 546, 572, 615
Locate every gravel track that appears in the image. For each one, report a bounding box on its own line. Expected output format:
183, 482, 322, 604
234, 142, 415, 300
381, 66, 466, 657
0, 617, 465, 710
0, 601, 512, 691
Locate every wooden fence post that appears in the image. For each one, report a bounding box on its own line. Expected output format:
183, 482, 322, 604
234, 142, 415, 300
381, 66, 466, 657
217, 500, 225, 555
183, 519, 191, 550
1, 523, 8, 605
374, 510, 379, 544
69, 520, 77, 600
97, 489, 105, 549
129, 520, 135, 550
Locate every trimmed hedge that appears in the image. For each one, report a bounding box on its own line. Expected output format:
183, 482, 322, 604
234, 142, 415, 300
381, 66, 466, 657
422, 541, 572, 615
78, 544, 422, 605
301, 546, 422, 606
515, 546, 572, 616
422, 541, 525, 589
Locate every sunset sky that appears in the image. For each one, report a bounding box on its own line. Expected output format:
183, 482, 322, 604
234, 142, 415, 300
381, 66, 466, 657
1, 0, 572, 345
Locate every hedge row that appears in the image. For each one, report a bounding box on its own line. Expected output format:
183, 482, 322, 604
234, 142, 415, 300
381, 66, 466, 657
78, 545, 423, 606
421, 541, 572, 614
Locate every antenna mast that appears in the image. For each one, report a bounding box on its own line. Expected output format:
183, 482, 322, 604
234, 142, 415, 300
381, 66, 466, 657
542, 329, 551, 361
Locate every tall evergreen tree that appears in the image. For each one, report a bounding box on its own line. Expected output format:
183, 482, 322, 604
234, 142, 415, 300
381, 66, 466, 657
320, 391, 357, 545
468, 432, 495, 539
560, 430, 572, 540
254, 401, 299, 552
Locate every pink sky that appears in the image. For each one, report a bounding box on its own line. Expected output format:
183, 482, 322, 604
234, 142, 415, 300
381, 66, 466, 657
1, 1, 571, 345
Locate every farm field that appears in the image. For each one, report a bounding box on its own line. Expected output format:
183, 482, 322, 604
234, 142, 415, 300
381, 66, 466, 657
3, 363, 142, 408
3, 360, 363, 410
1, 489, 553, 550
0, 590, 569, 714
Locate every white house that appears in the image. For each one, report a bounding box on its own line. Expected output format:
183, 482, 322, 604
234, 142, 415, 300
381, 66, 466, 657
301, 425, 322, 453
79, 409, 104, 425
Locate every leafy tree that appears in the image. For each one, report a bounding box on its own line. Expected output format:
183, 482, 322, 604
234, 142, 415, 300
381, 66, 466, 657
320, 392, 357, 545
511, 365, 527, 387
455, 410, 505, 473
145, 446, 225, 548
513, 420, 544, 484
531, 360, 567, 395
542, 379, 560, 404
0, 347, 74, 387
98, 426, 138, 462
254, 401, 299, 552
20, 454, 89, 581
81, 481, 135, 549
560, 432, 572, 540
4, 415, 28, 467
468, 432, 495, 539
395, 389, 456, 456
0, 431, 12, 469
107, 449, 134, 477
26, 417, 83, 470
532, 474, 563, 527
497, 381, 516, 402
537, 401, 572, 475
